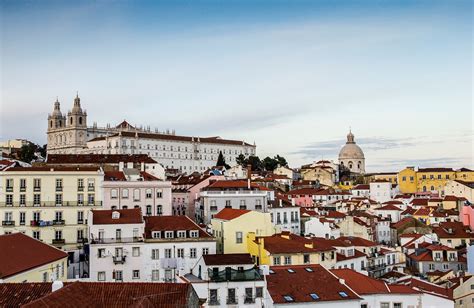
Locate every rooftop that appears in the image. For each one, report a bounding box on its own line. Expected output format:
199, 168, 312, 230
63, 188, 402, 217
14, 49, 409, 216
203, 253, 254, 266
213, 208, 251, 220
91, 209, 143, 225
0, 233, 68, 280
46, 154, 157, 164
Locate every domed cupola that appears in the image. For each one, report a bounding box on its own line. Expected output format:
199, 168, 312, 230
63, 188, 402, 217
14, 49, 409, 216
338, 129, 366, 174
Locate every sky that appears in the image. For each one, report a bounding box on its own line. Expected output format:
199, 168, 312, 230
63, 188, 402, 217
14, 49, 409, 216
1, 0, 472, 172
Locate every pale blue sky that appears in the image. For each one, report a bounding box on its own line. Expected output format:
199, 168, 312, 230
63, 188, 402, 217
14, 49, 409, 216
1, 0, 472, 171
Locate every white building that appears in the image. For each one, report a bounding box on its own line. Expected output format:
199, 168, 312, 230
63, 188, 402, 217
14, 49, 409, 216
374, 204, 402, 223
181, 253, 266, 307
370, 180, 396, 203
352, 184, 370, 197
88, 209, 216, 282
196, 180, 269, 225
304, 217, 340, 239
46, 96, 256, 173
268, 199, 300, 234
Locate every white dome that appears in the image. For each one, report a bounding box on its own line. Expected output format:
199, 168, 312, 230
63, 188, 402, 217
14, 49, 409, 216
338, 130, 365, 159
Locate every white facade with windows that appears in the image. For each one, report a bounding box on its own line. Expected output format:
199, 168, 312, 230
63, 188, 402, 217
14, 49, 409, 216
268, 206, 301, 234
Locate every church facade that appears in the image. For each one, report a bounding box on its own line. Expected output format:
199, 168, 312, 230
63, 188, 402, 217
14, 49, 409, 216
46, 95, 256, 172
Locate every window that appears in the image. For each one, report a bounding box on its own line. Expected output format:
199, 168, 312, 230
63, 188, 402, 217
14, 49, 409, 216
98, 271, 105, 281
19, 212, 25, 225
133, 189, 140, 201
244, 288, 254, 304
156, 205, 162, 215
256, 287, 263, 298
19, 178, 26, 191
77, 193, 84, 205
393, 303, 402, 308
43, 272, 48, 282
203, 248, 209, 255
132, 270, 140, 279
88, 194, 95, 205
165, 231, 174, 238
111, 189, 118, 199
19, 194, 25, 206
150, 269, 159, 281
283, 295, 294, 302
34, 194, 41, 205
132, 247, 140, 257
116, 229, 122, 240
146, 189, 152, 199
55, 194, 62, 206
227, 288, 236, 304
122, 189, 129, 198
152, 231, 161, 239
77, 179, 84, 191
310, 293, 319, 300
77, 211, 84, 224
304, 254, 310, 264
177, 248, 184, 258
190, 248, 197, 258
380, 303, 390, 308
33, 231, 40, 240
284, 256, 292, 265
151, 249, 159, 260
5, 178, 13, 191
55, 230, 62, 240
77, 229, 84, 241
164, 248, 172, 258
98, 248, 106, 258
273, 256, 281, 265
88, 179, 95, 191
156, 190, 163, 198
236, 231, 243, 244
339, 292, 348, 298
177, 230, 186, 238
34, 178, 41, 191
146, 205, 152, 216
209, 289, 219, 305
190, 230, 199, 238
113, 270, 123, 281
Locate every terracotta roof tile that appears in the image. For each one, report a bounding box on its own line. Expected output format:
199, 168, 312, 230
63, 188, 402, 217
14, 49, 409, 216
92, 209, 143, 225
0, 283, 52, 307
144, 216, 211, 239
0, 233, 68, 279
46, 154, 157, 164
203, 253, 254, 265
213, 208, 250, 220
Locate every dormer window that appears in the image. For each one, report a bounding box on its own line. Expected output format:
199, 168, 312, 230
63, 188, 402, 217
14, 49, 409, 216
177, 231, 186, 238
190, 230, 199, 238
152, 231, 161, 239
165, 231, 174, 238
112, 211, 120, 219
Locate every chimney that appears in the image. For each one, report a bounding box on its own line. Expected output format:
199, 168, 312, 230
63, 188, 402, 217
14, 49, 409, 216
339, 278, 345, 285
247, 164, 252, 180
292, 199, 296, 206
247, 179, 251, 190
52, 281, 63, 292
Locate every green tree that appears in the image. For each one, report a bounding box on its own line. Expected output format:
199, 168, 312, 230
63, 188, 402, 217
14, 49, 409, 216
236, 154, 248, 166
262, 156, 278, 171
19, 143, 36, 163
216, 151, 230, 169
274, 155, 288, 167
247, 155, 263, 171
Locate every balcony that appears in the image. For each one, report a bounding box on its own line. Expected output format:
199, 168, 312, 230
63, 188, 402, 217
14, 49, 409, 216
77, 238, 88, 244
90, 237, 144, 244
208, 268, 263, 282
52, 220, 65, 225
2, 221, 15, 227
244, 297, 256, 304
52, 239, 65, 245
34, 186, 41, 192
0, 201, 103, 207
226, 297, 238, 305
113, 255, 126, 264
20, 187, 26, 192
77, 219, 84, 224
88, 186, 95, 192
6, 187, 13, 192
30, 220, 40, 226
78, 186, 84, 192
56, 186, 63, 192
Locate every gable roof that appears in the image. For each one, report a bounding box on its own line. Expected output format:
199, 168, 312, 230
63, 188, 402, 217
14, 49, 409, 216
376, 204, 402, 211
267, 265, 360, 303
213, 208, 251, 220
144, 216, 211, 239
91, 209, 143, 225
46, 154, 157, 164
0, 233, 68, 279
0, 283, 53, 307
23, 281, 195, 307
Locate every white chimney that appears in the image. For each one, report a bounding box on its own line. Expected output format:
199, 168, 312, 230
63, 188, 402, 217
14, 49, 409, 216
247, 179, 251, 189
339, 278, 345, 285
279, 199, 283, 207
292, 199, 296, 206
415, 242, 419, 249
52, 280, 63, 292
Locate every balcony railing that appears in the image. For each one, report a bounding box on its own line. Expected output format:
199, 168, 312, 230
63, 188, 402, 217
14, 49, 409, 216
56, 186, 63, 192
0, 201, 102, 207
52, 239, 65, 245
226, 297, 238, 305
52, 220, 65, 225
208, 268, 263, 282
2, 221, 15, 226
88, 186, 95, 192
113, 255, 126, 264
244, 297, 256, 304
90, 237, 144, 244
34, 187, 41, 192
6, 187, 13, 192
78, 186, 84, 192
20, 187, 26, 192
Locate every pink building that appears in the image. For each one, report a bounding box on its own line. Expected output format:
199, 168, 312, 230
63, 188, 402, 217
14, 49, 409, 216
102, 170, 172, 216
462, 204, 474, 229
171, 173, 224, 219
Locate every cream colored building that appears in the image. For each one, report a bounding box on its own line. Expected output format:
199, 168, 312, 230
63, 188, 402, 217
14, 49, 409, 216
0, 166, 104, 251
0, 233, 68, 283
453, 275, 474, 308
445, 180, 474, 203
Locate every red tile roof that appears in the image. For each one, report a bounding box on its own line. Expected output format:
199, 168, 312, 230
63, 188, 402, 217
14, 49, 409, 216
267, 265, 360, 303
337, 236, 377, 247
213, 208, 250, 220
5, 166, 100, 172
352, 184, 369, 190
91, 209, 143, 225
0, 233, 68, 280
400, 277, 453, 299
411, 198, 429, 206
335, 250, 366, 262
418, 168, 454, 172
433, 221, 474, 239
332, 269, 391, 294
203, 253, 254, 265
0, 283, 53, 307
23, 281, 196, 307
376, 204, 402, 211
46, 154, 157, 164
323, 211, 347, 219
144, 215, 211, 239
206, 180, 265, 190
443, 195, 462, 202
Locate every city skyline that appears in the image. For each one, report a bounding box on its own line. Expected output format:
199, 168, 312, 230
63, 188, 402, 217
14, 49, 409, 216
1, 0, 472, 171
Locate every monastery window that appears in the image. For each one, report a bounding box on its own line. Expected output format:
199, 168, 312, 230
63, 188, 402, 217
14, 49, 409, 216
122, 189, 129, 198
145, 189, 152, 199
146, 205, 152, 215
446, 175, 450, 179
111, 189, 118, 199
423, 186, 427, 192
430, 186, 435, 191
79, 117, 82, 125
133, 189, 140, 201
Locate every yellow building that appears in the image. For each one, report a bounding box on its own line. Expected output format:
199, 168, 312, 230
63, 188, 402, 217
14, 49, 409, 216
301, 166, 336, 187
365, 172, 398, 184
0, 233, 68, 282
211, 208, 277, 254
0, 166, 103, 250
246, 232, 336, 268
398, 167, 473, 195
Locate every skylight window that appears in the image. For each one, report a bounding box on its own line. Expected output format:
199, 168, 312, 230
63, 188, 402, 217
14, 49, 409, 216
305, 268, 313, 272
287, 269, 295, 273
339, 291, 348, 298
310, 293, 319, 300
269, 269, 275, 274
283, 295, 294, 302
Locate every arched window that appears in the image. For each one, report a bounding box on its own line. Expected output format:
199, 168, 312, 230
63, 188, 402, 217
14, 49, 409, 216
111, 205, 117, 210
430, 186, 435, 191
349, 161, 353, 169
423, 186, 427, 192
59, 120, 62, 127
70, 117, 73, 125
50, 120, 53, 128
79, 117, 82, 125
146, 205, 152, 215
122, 205, 128, 209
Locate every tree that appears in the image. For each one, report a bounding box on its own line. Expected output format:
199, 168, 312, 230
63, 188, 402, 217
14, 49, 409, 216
247, 155, 263, 171
262, 156, 278, 171
236, 154, 247, 166
216, 151, 230, 169
274, 155, 288, 167
19, 143, 36, 163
